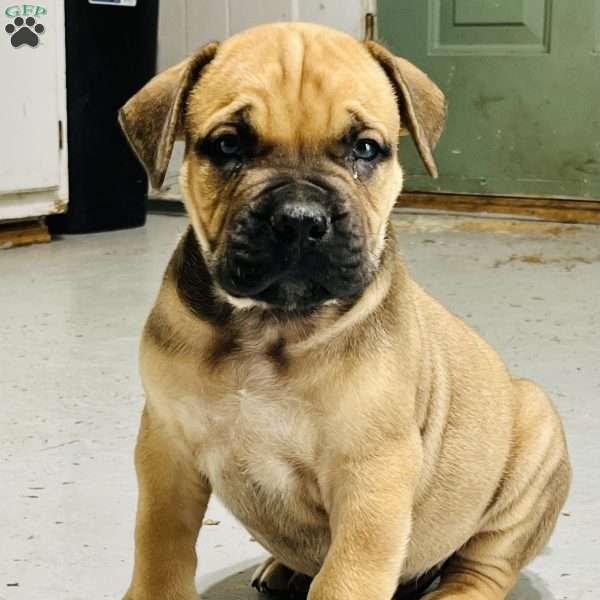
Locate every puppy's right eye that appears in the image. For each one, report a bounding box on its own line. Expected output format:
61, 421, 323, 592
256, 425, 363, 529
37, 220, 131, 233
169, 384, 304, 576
196, 132, 244, 168
353, 138, 381, 161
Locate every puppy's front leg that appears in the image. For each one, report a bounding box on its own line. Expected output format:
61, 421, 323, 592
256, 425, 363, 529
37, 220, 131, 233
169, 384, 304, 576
123, 406, 210, 600
309, 434, 421, 600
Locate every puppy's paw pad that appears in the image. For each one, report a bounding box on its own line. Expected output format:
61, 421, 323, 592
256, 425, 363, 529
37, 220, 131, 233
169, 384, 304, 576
5, 16, 44, 48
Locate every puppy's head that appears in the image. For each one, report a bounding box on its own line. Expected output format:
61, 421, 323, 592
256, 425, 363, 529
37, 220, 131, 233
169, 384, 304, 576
120, 23, 445, 313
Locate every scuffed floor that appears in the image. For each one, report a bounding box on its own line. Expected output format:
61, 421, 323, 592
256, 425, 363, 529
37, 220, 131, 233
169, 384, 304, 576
1, 213, 598, 600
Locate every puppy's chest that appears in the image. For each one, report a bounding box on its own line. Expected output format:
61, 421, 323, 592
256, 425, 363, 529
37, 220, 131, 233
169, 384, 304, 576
178, 385, 327, 532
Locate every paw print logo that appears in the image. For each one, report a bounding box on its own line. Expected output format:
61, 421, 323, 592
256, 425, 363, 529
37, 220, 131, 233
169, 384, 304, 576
5, 16, 45, 48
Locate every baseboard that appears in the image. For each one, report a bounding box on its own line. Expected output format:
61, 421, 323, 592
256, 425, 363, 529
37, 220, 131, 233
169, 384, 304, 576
146, 198, 186, 215
0, 219, 51, 249
397, 192, 600, 225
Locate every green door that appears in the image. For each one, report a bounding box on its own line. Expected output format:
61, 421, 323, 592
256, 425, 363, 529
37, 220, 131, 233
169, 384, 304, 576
378, 0, 600, 200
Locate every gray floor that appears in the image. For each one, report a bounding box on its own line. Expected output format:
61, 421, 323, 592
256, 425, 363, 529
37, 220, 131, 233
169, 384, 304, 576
1, 213, 598, 600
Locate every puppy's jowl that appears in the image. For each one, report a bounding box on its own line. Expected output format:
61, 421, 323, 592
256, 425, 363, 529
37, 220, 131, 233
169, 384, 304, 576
119, 23, 570, 600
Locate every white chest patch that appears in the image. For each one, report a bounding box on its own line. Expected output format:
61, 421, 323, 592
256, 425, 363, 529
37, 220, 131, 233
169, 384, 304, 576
197, 388, 315, 492
155, 383, 330, 574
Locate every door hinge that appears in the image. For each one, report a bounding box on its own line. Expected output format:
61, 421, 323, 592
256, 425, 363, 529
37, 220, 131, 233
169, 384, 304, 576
364, 12, 376, 42
58, 120, 63, 150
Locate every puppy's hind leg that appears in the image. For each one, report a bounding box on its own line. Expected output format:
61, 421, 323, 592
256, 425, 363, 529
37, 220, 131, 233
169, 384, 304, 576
423, 379, 571, 600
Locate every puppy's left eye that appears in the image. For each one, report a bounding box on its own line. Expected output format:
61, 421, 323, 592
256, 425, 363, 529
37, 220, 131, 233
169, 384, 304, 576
353, 139, 381, 161
214, 133, 242, 157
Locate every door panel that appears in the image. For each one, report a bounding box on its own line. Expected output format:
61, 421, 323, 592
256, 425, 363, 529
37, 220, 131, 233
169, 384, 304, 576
453, 0, 527, 24
378, 0, 600, 200
433, 0, 550, 53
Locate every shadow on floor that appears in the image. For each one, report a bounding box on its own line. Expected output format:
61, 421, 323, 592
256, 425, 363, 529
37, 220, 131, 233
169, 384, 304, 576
200, 564, 556, 600
200, 565, 260, 600
508, 570, 557, 600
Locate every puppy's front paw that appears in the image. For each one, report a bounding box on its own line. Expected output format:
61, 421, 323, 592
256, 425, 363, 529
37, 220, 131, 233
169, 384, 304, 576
251, 557, 311, 597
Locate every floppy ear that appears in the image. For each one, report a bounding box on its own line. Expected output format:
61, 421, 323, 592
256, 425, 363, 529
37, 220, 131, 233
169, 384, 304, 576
118, 42, 219, 189
365, 41, 446, 178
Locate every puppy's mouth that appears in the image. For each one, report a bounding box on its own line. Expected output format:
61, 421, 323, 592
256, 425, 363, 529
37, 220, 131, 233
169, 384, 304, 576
221, 261, 358, 310
215, 181, 372, 311
244, 278, 334, 311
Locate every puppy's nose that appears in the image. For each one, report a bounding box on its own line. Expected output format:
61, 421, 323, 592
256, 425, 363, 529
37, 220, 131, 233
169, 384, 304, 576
271, 200, 330, 245
269, 183, 331, 246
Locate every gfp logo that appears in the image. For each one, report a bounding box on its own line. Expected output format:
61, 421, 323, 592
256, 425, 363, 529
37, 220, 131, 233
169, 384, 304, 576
4, 4, 46, 48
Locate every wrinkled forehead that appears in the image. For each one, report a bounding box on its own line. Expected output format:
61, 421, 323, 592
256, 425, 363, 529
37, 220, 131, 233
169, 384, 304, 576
186, 24, 400, 144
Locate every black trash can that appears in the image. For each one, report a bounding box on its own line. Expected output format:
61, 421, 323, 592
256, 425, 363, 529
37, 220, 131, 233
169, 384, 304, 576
50, 0, 158, 234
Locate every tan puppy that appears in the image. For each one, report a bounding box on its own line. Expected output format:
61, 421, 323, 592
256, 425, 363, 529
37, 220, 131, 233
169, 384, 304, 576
118, 23, 571, 600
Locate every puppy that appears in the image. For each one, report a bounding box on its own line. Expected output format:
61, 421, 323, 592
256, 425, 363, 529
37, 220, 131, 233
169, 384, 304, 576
119, 23, 571, 600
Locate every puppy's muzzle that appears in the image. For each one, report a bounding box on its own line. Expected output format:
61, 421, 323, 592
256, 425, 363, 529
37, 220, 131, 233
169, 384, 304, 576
217, 179, 370, 311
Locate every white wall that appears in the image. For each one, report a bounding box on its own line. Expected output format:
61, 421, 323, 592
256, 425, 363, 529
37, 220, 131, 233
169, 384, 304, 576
158, 0, 368, 71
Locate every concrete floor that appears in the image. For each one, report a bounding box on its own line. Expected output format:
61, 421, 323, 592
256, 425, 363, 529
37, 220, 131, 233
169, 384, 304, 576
1, 213, 598, 600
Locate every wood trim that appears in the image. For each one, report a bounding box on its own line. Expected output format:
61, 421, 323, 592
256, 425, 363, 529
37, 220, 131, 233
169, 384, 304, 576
0, 219, 51, 249
397, 192, 600, 224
